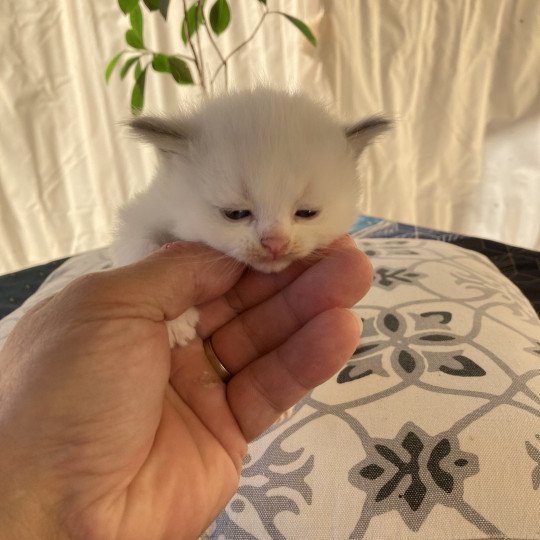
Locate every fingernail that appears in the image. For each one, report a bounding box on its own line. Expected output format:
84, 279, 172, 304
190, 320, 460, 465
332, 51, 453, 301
161, 241, 185, 251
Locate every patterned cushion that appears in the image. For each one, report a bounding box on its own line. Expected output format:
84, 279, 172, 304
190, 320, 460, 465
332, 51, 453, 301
207, 238, 540, 539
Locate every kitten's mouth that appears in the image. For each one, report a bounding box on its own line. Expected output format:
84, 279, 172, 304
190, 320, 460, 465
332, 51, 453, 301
250, 254, 295, 273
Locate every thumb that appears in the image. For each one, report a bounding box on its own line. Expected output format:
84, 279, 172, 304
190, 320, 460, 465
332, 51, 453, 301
64, 242, 245, 322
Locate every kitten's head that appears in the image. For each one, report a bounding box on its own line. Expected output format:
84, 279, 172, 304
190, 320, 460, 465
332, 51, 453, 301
130, 89, 390, 272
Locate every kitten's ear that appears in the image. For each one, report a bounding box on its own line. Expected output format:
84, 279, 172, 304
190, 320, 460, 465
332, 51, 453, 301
345, 116, 392, 156
127, 116, 192, 154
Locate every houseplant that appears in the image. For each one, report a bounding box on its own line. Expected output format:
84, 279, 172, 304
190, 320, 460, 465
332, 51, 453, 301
105, 0, 317, 113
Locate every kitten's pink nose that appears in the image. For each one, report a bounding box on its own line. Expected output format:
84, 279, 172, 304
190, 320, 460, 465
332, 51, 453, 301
261, 236, 289, 259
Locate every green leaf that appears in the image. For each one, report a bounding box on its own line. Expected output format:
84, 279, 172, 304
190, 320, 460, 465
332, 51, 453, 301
257, 0, 267, 4
142, 0, 168, 19
125, 28, 144, 49
118, 0, 138, 14
130, 5, 143, 39
120, 56, 139, 79
142, 0, 160, 9
159, 0, 170, 19
282, 14, 317, 46
181, 2, 204, 44
152, 53, 170, 72
168, 56, 194, 84
209, 0, 230, 35
105, 51, 124, 82
134, 60, 143, 80
131, 68, 147, 115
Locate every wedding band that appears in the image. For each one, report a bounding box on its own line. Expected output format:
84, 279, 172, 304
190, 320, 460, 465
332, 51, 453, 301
203, 337, 232, 383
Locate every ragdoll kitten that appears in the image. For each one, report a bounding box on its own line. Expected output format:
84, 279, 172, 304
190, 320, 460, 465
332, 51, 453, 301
111, 88, 389, 347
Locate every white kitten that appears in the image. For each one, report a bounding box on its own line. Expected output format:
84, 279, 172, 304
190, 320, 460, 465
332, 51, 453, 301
111, 88, 389, 347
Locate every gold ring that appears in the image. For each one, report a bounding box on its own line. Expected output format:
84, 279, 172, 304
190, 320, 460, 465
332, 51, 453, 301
203, 337, 232, 383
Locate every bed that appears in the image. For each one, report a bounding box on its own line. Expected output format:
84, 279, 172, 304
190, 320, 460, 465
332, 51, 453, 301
1, 217, 539, 539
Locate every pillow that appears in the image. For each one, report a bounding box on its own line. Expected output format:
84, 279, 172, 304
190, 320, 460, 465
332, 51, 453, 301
1, 239, 539, 539
206, 238, 540, 539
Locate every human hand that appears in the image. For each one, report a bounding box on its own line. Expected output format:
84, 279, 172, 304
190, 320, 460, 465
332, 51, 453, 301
0, 236, 372, 539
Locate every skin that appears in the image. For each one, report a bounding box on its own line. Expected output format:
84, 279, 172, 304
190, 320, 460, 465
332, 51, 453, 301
0, 236, 372, 539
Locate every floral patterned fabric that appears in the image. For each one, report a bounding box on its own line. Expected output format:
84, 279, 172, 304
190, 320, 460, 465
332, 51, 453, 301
206, 238, 540, 539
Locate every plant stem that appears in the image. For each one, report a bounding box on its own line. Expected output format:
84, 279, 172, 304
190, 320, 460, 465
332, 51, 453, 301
194, 1, 207, 93
182, 0, 205, 91
210, 8, 269, 86
137, 49, 196, 64
200, 11, 228, 92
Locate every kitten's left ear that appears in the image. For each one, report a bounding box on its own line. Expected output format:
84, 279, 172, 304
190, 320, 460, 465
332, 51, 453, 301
127, 116, 193, 155
345, 116, 392, 156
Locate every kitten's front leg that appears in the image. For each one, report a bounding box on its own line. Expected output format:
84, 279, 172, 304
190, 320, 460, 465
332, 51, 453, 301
167, 306, 200, 347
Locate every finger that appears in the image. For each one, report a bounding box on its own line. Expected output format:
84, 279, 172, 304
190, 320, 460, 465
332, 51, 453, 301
196, 261, 309, 336
197, 236, 356, 336
226, 308, 361, 441
207, 240, 372, 374
57, 242, 244, 322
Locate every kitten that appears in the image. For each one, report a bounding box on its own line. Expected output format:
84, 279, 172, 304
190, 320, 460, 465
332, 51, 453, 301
111, 88, 389, 347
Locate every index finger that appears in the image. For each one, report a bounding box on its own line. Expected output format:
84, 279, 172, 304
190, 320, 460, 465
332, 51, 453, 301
197, 236, 361, 336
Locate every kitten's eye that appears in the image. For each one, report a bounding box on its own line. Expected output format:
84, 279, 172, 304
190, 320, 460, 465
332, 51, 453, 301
222, 209, 252, 221
295, 209, 319, 219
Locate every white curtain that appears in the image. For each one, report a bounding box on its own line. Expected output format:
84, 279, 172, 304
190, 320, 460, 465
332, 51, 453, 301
1, 0, 539, 274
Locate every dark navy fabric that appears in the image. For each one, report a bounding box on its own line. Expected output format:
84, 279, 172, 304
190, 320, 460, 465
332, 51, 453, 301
0, 259, 67, 319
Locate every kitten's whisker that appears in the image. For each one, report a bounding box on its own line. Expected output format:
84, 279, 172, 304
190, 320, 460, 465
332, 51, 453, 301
197, 253, 246, 278
298, 245, 349, 265
155, 252, 243, 277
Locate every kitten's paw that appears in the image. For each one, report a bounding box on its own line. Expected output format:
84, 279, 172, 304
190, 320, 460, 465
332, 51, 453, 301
167, 307, 200, 348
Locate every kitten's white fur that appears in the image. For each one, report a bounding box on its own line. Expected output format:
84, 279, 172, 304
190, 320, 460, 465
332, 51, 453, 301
111, 88, 389, 347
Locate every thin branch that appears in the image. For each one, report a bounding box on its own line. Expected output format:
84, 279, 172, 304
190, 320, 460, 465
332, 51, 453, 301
137, 49, 196, 64
200, 10, 228, 92
194, 1, 206, 93
211, 9, 269, 86
181, 0, 204, 89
